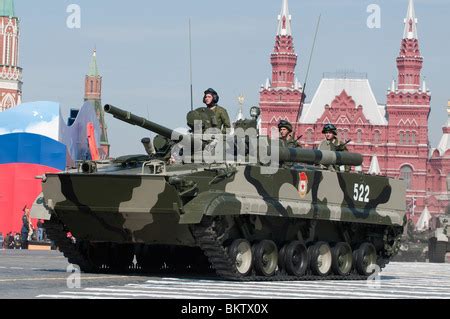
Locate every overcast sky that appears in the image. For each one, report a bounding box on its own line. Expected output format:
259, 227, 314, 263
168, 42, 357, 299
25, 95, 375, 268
15, 0, 450, 157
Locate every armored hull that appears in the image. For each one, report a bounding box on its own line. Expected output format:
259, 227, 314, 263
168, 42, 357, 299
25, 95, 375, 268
42, 159, 406, 280
39, 104, 407, 280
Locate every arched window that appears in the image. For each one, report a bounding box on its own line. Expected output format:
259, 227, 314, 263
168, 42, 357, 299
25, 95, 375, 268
400, 165, 413, 190
357, 129, 362, 143
1, 94, 15, 110
90, 80, 94, 93
342, 129, 349, 142
399, 132, 404, 144
373, 131, 380, 144
405, 132, 410, 145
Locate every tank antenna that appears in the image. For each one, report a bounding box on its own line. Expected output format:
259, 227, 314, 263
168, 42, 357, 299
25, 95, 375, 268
189, 18, 194, 112
293, 14, 321, 138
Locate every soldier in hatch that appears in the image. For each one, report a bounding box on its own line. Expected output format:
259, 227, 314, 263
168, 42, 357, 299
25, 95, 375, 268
318, 124, 348, 152
318, 124, 350, 171
278, 120, 301, 148
203, 88, 231, 134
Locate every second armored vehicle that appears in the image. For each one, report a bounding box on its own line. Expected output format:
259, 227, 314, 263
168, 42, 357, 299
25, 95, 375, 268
429, 213, 449, 263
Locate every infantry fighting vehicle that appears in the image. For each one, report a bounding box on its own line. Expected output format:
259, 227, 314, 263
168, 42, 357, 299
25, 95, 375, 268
40, 104, 406, 281
429, 213, 449, 263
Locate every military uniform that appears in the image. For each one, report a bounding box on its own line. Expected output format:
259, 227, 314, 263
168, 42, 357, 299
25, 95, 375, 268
319, 137, 349, 171
209, 105, 231, 134
278, 120, 301, 168
280, 137, 301, 148
318, 137, 348, 152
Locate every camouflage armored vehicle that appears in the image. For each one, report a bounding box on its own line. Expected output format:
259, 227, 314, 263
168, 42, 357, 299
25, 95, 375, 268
39, 104, 406, 281
429, 213, 449, 263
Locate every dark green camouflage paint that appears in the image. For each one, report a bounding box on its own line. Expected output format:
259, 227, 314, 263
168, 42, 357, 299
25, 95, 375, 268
42, 161, 405, 245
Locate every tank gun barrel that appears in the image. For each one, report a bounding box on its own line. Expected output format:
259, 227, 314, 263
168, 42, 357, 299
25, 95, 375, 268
104, 104, 363, 166
104, 104, 179, 141
279, 147, 363, 166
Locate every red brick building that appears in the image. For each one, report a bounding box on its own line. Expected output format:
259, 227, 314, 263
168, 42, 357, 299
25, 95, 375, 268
259, 0, 449, 221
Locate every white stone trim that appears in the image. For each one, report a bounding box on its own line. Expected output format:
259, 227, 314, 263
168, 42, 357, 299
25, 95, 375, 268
0, 80, 19, 90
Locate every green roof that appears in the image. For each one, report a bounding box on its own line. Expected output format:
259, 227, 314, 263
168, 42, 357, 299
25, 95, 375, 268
0, 0, 15, 17
88, 50, 99, 77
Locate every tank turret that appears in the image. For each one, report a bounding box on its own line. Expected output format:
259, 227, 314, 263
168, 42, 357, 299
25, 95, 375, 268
104, 104, 363, 167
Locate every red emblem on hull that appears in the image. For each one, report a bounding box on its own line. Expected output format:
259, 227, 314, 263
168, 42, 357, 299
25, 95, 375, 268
298, 172, 308, 198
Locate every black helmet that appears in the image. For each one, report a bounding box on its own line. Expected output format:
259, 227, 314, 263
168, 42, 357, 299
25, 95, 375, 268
203, 88, 219, 105
278, 120, 293, 133
322, 123, 337, 135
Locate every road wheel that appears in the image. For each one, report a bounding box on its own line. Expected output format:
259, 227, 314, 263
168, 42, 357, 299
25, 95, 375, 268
309, 241, 332, 276
354, 243, 377, 276
278, 244, 286, 273
253, 240, 278, 277
284, 241, 308, 277
228, 239, 253, 276
331, 242, 353, 276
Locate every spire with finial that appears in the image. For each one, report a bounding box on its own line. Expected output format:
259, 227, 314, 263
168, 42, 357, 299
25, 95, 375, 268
395, 0, 423, 91
84, 48, 109, 158
270, 0, 297, 88
277, 0, 292, 36
88, 49, 99, 77
85, 48, 101, 101
259, 0, 304, 138
403, 0, 418, 40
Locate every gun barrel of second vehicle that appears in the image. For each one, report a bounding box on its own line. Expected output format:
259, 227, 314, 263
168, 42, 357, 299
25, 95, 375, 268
279, 147, 363, 166
104, 104, 180, 140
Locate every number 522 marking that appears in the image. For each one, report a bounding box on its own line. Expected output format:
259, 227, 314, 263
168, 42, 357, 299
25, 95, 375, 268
353, 183, 370, 203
